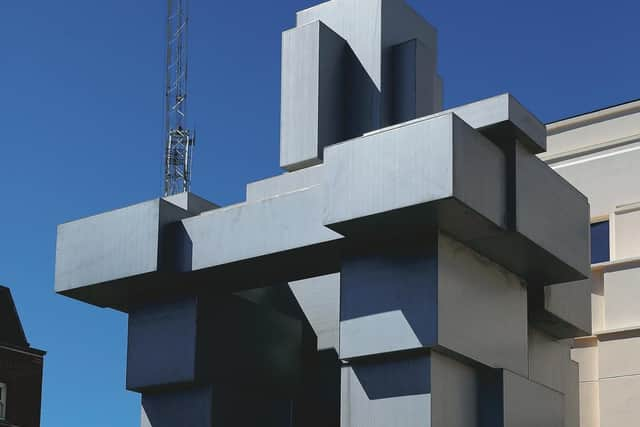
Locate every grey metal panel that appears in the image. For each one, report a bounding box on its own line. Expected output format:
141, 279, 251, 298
529, 277, 592, 338
444, 93, 546, 153
289, 274, 340, 351
141, 387, 214, 427
437, 234, 528, 378
339, 239, 438, 360
55, 199, 190, 294
513, 143, 591, 279
246, 165, 324, 202
127, 297, 199, 390
527, 327, 570, 394
430, 351, 478, 427
502, 370, 564, 427
184, 186, 341, 272
391, 39, 438, 125
127, 295, 305, 393
341, 361, 431, 427
367, 93, 546, 153
324, 113, 507, 234
163, 192, 218, 215
339, 233, 527, 368
297, 0, 437, 91
280, 21, 346, 171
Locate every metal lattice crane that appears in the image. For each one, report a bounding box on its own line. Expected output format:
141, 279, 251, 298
163, 0, 195, 196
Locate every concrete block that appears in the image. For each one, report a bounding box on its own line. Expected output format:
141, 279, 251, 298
503, 370, 564, 427
512, 143, 591, 280
437, 234, 528, 377
430, 351, 478, 427
340, 233, 528, 378
280, 22, 347, 170
603, 266, 640, 330
599, 374, 640, 427
141, 386, 293, 427
391, 39, 438, 125
55, 199, 191, 308
528, 328, 570, 393
246, 165, 324, 202
297, 0, 439, 114
141, 387, 214, 427
439, 93, 546, 153
324, 113, 507, 238
341, 355, 431, 427
529, 276, 592, 338
599, 335, 640, 379
613, 202, 640, 259
182, 185, 343, 286
289, 274, 340, 351
469, 142, 590, 286
126, 295, 304, 392
163, 192, 218, 215
379, 93, 545, 153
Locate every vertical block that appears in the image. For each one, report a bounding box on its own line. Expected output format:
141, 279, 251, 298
503, 370, 564, 427
430, 352, 478, 427
513, 143, 591, 280
340, 233, 528, 377
290, 274, 340, 351
341, 355, 431, 427
528, 327, 571, 393
127, 297, 199, 390
437, 234, 528, 377
391, 39, 438, 124
142, 387, 214, 427
127, 295, 304, 392
280, 21, 346, 171
339, 241, 438, 359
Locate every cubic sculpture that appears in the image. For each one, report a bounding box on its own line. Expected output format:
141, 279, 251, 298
54, 1, 592, 426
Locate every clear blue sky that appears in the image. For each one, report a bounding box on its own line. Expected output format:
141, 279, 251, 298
1, 0, 638, 425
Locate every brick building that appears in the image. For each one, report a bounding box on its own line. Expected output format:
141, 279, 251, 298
0, 286, 45, 427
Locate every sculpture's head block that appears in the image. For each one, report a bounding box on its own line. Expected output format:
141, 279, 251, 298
281, 0, 443, 170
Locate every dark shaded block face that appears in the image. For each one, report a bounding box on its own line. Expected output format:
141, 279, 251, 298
142, 387, 293, 427
340, 240, 438, 359
127, 297, 199, 391
127, 294, 306, 393
142, 387, 214, 427
352, 353, 431, 400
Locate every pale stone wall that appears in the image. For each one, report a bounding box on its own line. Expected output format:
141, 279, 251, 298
544, 99, 640, 427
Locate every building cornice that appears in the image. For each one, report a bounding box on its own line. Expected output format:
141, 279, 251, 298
547, 99, 640, 135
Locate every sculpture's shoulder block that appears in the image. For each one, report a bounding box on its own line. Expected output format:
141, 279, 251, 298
324, 112, 507, 236
55, 198, 191, 297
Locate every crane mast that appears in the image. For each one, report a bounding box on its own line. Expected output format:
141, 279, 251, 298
164, 0, 194, 196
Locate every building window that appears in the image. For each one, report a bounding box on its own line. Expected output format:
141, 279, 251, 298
591, 220, 610, 264
0, 382, 6, 420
